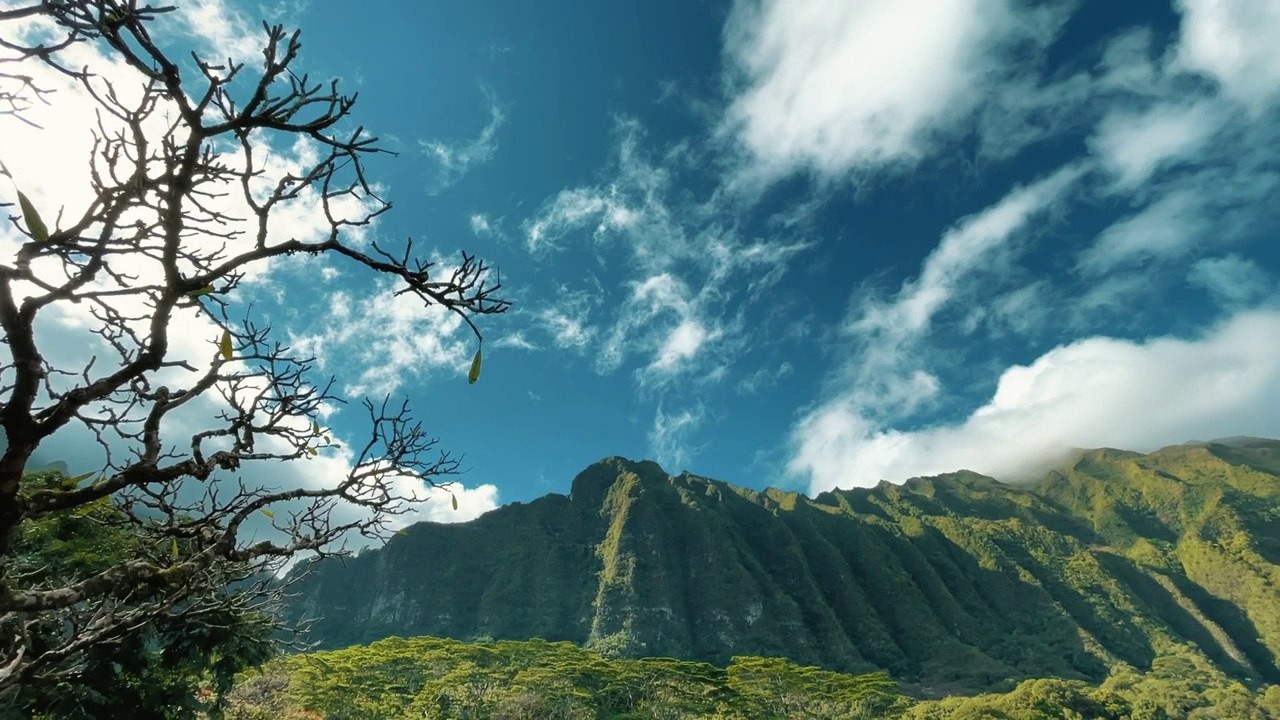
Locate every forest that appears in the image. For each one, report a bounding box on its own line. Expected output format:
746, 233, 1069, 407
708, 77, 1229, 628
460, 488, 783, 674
218, 635, 1280, 719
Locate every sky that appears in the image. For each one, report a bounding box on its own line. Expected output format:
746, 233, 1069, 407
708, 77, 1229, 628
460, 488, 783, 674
2, 0, 1280, 530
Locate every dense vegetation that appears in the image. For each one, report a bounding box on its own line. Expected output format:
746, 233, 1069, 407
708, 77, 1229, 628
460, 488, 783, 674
1, 472, 275, 719
284, 440, 1280, 695
221, 634, 1280, 719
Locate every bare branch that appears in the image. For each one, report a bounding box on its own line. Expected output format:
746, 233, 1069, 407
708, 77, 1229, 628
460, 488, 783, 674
0, 0, 511, 693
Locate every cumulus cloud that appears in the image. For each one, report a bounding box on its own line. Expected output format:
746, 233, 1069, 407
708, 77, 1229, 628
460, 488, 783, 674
416, 481, 502, 523
793, 309, 1280, 492
720, 0, 1069, 185
1172, 0, 1280, 111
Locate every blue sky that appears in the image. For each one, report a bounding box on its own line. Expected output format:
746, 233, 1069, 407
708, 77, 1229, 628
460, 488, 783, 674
4, 0, 1280, 525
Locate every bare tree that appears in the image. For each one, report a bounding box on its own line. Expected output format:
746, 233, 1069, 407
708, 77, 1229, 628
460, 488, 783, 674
0, 0, 509, 699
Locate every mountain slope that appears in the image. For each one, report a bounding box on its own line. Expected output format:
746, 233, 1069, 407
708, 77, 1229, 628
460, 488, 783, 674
282, 442, 1280, 692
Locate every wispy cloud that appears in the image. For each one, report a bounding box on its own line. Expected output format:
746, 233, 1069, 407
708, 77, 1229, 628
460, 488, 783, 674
1188, 255, 1275, 308
736, 362, 794, 395
533, 284, 599, 351
649, 403, 708, 471
836, 165, 1085, 417
420, 92, 506, 194
523, 122, 814, 383
493, 332, 539, 351
517, 118, 816, 460
1077, 188, 1209, 274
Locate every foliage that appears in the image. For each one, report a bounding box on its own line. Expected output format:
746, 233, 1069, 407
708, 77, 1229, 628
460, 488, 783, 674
0, 471, 276, 719
222, 635, 910, 719
224, 634, 1280, 719
0, 0, 507, 699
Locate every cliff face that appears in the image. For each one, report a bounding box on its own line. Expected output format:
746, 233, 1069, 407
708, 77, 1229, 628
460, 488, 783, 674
282, 441, 1280, 690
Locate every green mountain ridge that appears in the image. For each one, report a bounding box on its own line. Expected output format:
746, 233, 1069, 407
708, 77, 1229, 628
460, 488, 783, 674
282, 441, 1280, 695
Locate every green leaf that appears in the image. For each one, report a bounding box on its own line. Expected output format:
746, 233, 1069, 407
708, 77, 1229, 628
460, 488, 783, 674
306, 447, 318, 457
312, 421, 321, 435
171, 538, 179, 558
396, 529, 410, 536
65, 471, 96, 486
261, 509, 275, 519
187, 285, 216, 298
17, 190, 49, 243
219, 330, 233, 361
468, 347, 483, 384
451, 493, 459, 511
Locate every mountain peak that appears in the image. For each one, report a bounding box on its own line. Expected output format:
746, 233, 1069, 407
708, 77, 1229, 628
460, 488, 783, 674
569, 456, 668, 505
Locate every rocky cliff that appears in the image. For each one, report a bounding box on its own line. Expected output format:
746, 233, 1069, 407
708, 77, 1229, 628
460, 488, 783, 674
282, 440, 1280, 691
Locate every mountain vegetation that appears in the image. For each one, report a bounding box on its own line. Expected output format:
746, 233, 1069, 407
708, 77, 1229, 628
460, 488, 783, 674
282, 439, 1280, 699
220, 634, 1280, 719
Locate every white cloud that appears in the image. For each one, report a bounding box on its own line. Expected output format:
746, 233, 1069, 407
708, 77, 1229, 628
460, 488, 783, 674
1078, 189, 1208, 273
493, 332, 539, 351
1173, 0, 1280, 111
420, 96, 506, 194
1090, 100, 1226, 190
519, 127, 665, 253
601, 273, 727, 384
533, 285, 599, 350
523, 187, 640, 254
794, 308, 1280, 492
840, 166, 1083, 416
1189, 254, 1273, 307
469, 213, 497, 238
289, 275, 474, 398
416, 482, 501, 523
520, 119, 814, 399
652, 318, 715, 372
854, 164, 1083, 338
166, 0, 262, 64
720, 0, 1067, 184
736, 361, 794, 395
649, 403, 707, 471
541, 310, 594, 349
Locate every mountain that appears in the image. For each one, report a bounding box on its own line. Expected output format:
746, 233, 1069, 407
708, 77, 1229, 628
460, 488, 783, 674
281, 441, 1280, 694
